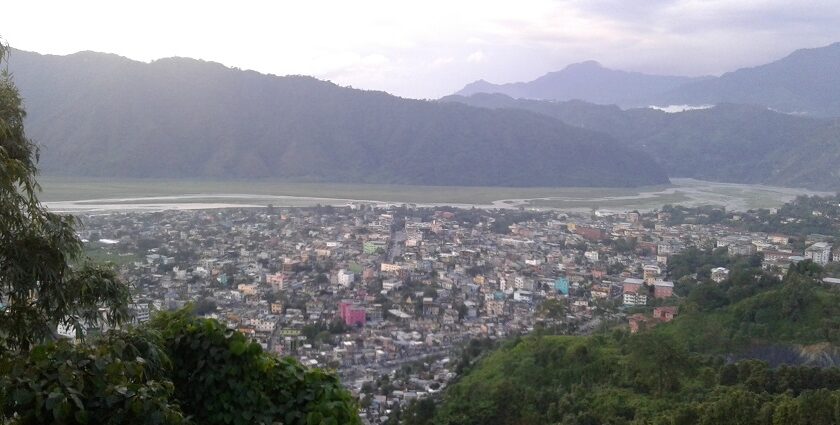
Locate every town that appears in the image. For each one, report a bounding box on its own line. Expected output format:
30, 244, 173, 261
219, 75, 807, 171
75, 201, 838, 424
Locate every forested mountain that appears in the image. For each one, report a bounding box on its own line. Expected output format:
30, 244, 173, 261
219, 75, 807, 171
455, 60, 705, 106
454, 43, 840, 117
6, 49, 668, 188
442, 93, 840, 190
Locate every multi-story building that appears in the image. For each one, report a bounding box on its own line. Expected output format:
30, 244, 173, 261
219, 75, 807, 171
653, 280, 674, 299
805, 242, 833, 265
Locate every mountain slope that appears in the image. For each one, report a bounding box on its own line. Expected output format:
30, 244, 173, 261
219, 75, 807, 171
442, 94, 840, 190
660, 42, 840, 116
6, 49, 668, 188
455, 60, 705, 106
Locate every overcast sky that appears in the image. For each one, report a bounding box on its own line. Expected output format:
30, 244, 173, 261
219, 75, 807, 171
4, 0, 840, 98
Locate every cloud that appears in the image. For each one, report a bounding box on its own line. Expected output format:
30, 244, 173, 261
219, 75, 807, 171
4, 0, 840, 98
430, 57, 455, 68
467, 51, 487, 63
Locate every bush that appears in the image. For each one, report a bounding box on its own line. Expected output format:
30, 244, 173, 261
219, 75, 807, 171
151, 310, 360, 425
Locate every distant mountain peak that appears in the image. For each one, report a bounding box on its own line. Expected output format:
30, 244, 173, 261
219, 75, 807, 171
564, 60, 603, 70
454, 61, 701, 105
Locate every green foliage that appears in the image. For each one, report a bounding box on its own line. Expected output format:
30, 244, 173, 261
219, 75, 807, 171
537, 298, 566, 319
0, 328, 186, 424
434, 333, 840, 425
0, 310, 363, 425
401, 398, 437, 425
662, 270, 840, 352
151, 310, 360, 425
1, 42, 131, 352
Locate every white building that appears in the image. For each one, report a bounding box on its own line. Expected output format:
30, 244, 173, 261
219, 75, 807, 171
130, 303, 151, 324
711, 267, 730, 283
623, 291, 648, 306
513, 290, 532, 302
337, 269, 355, 286
805, 242, 833, 265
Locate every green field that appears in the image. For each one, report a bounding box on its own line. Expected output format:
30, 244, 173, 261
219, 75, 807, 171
37, 176, 832, 212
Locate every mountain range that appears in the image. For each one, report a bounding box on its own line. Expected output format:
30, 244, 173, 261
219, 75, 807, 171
455, 42, 840, 117
6, 49, 667, 188
8, 42, 840, 190
442, 93, 840, 190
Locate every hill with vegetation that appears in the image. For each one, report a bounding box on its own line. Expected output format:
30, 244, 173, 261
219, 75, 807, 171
442, 93, 840, 190
5, 49, 668, 188
415, 255, 840, 425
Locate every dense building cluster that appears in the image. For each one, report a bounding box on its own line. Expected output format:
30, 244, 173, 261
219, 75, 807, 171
75, 203, 837, 423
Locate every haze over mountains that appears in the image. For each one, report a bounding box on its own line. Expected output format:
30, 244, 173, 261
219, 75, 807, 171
456, 61, 709, 107
7, 42, 840, 191
7, 49, 667, 188
456, 43, 840, 117
442, 94, 840, 190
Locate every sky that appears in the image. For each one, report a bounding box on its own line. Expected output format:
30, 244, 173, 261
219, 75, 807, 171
4, 0, 840, 99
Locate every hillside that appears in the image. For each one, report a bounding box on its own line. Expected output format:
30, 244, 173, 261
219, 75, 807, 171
453, 43, 840, 117
455, 60, 705, 106
661, 42, 840, 117
423, 260, 840, 425
442, 94, 840, 190
5, 49, 668, 188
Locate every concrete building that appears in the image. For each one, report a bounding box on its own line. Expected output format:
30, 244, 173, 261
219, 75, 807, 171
805, 242, 832, 265
337, 269, 355, 286
711, 267, 730, 283
653, 280, 674, 299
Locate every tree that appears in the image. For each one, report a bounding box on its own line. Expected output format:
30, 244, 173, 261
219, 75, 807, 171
628, 333, 690, 396
0, 41, 360, 424
0, 41, 131, 351
151, 310, 360, 425
194, 297, 218, 315
0, 328, 187, 424
537, 299, 565, 320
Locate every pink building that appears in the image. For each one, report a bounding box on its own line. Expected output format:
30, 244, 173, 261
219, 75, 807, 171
266, 273, 285, 289
339, 301, 366, 327
653, 306, 678, 322
622, 278, 645, 294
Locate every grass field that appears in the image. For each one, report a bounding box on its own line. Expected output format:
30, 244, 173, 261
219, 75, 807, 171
36, 176, 832, 213
82, 245, 140, 266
